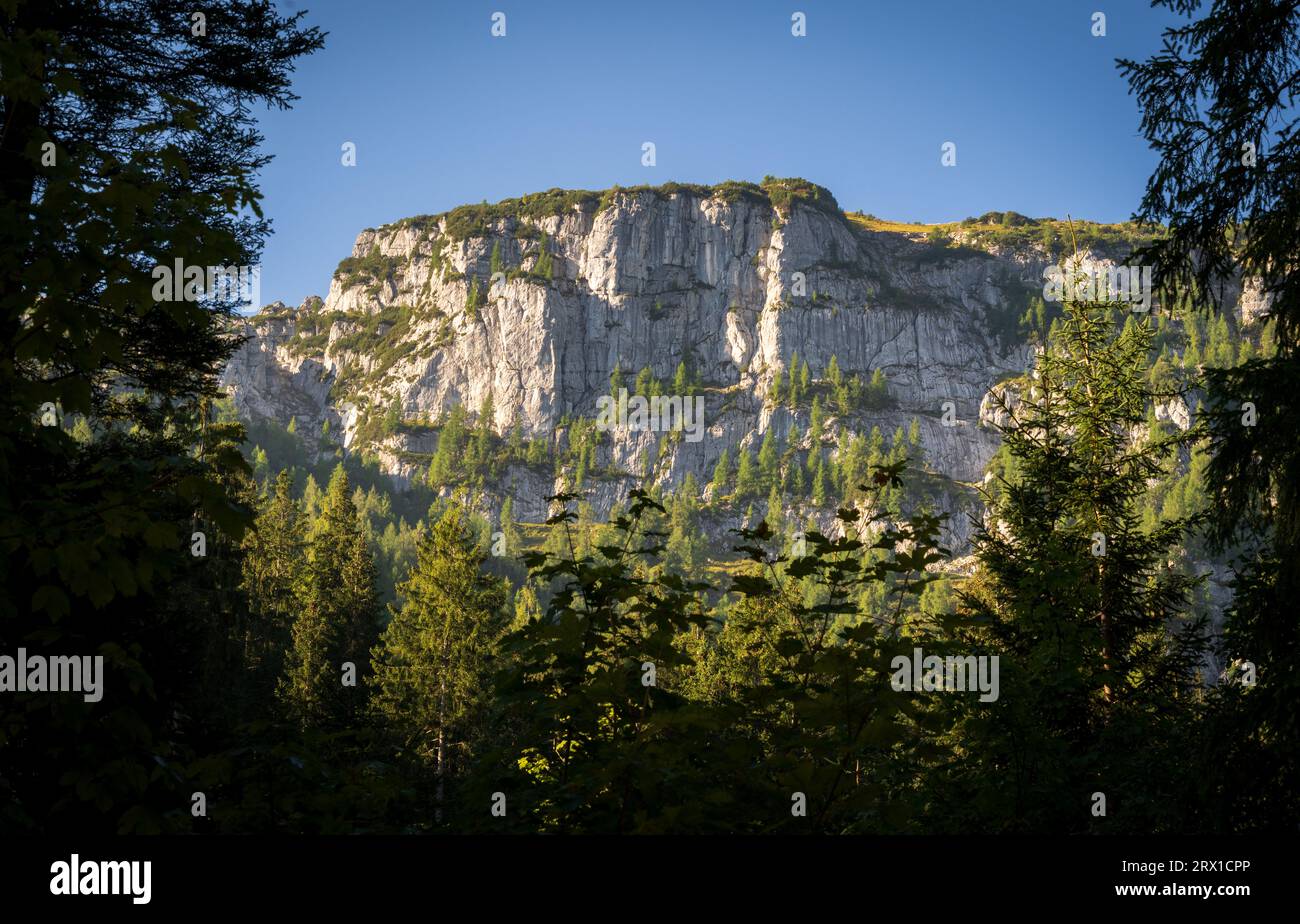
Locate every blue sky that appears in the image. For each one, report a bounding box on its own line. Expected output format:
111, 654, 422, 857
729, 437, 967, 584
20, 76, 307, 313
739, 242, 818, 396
255, 0, 1179, 308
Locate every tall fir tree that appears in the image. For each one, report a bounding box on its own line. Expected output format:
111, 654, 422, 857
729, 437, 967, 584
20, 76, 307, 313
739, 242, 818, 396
240, 471, 306, 692
757, 429, 780, 491
1121, 0, 1300, 827
371, 503, 507, 826
735, 447, 759, 499
942, 284, 1209, 832
711, 448, 732, 497
279, 466, 382, 729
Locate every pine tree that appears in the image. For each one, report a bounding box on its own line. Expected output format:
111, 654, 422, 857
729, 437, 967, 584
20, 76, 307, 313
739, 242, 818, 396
948, 285, 1209, 832
240, 471, 306, 687
533, 233, 553, 280
429, 404, 468, 486
499, 496, 523, 558
866, 425, 885, 466
672, 360, 690, 395
827, 355, 842, 389
280, 466, 383, 729
866, 368, 890, 408
512, 582, 544, 631
252, 446, 270, 481
69, 416, 93, 444
665, 474, 706, 579
765, 485, 784, 534
609, 362, 624, 400
471, 393, 495, 472
382, 394, 402, 436
711, 448, 732, 497
634, 366, 655, 398
735, 447, 759, 499
838, 433, 866, 502
835, 376, 852, 415
527, 435, 549, 466
810, 396, 826, 444
846, 374, 865, 413
371, 503, 507, 826
767, 372, 783, 405
465, 277, 482, 319
812, 452, 828, 507
340, 523, 383, 676
507, 421, 525, 460
757, 430, 780, 491
302, 474, 324, 523
889, 425, 907, 462
574, 502, 595, 557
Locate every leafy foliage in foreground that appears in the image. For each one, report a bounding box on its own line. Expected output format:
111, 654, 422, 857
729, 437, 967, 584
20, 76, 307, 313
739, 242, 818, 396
4, 0, 1297, 836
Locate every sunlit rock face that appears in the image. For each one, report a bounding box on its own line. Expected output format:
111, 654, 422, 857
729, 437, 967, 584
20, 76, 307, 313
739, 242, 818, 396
223, 184, 1238, 553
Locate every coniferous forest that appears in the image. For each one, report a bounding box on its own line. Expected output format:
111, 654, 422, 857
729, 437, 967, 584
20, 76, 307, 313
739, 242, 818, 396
2, 1, 1299, 890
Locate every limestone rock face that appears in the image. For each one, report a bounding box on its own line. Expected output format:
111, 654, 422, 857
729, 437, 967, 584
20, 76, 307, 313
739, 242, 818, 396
1155, 396, 1192, 431
222, 299, 341, 455
1237, 277, 1274, 327
220, 185, 1153, 551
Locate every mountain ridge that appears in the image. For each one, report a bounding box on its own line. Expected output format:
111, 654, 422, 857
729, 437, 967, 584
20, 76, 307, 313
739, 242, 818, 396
220, 179, 1264, 560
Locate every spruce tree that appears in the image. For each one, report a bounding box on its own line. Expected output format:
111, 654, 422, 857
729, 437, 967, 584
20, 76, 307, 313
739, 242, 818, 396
471, 393, 495, 472
533, 233, 553, 279
672, 360, 690, 395
735, 447, 759, 499
767, 372, 783, 405
498, 496, 523, 558
827, 355, 842, 389
711, 448, 732, 496
812, 452, 828, 507
867, 369, 889, 408
757, 429, 780, 491
609, 361, 624, 400
792, 457, 807, 498
371, 503, 507, 826
945, 283, 1209, 832
634, 366, 655, 398
1121, 4, 1300, 826
765, 485, 784, 534
665, 474, 706, 579
279, 466, 382, 729
810, 396, 826, 444
240, 471, 306, 688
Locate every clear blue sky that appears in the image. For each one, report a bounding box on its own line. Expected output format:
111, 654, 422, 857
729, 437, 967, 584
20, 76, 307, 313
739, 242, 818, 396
255, 0, 1179, 308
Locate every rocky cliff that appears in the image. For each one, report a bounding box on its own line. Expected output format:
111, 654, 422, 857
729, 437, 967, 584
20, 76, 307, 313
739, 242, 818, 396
220, 179, 1251, 554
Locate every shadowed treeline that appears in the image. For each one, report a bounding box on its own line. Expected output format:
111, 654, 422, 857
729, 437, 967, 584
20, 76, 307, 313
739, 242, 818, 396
1, 0, 1297, 834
